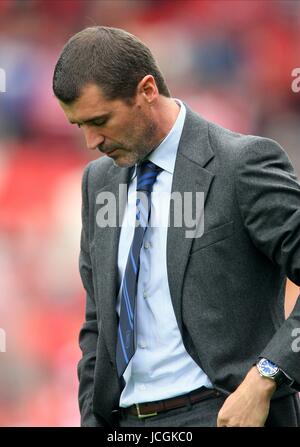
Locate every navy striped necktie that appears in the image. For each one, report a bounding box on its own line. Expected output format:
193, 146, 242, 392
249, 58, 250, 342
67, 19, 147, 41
116, 160, 162, 377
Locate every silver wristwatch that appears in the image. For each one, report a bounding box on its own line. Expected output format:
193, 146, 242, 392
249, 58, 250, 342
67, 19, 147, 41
256, 358, 294, 387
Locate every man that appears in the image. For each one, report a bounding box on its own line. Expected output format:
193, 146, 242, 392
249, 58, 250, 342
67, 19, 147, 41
53, 26, 300, 427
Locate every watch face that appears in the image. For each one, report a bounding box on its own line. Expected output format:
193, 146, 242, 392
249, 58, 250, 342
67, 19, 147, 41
258, 358, 279, 377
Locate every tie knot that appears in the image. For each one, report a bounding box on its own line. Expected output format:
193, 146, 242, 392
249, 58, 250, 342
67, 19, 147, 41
136, 161, 162, 192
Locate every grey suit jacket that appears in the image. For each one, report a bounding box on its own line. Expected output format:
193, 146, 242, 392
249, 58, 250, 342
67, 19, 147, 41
78, 106, 300, 427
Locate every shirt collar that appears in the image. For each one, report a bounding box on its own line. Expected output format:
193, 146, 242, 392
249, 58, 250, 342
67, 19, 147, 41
130, 99, 186, 180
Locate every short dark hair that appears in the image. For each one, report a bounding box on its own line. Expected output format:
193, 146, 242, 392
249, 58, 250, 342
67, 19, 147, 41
53, 26, 171, 103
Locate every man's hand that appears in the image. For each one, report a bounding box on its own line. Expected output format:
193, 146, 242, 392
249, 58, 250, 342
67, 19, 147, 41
217, 366, 276, 427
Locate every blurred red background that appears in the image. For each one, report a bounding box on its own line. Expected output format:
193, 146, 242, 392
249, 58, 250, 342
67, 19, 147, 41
0, 0, 299, 426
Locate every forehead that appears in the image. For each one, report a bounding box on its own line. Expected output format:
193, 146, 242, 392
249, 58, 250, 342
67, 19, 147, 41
59, 83, 127, 123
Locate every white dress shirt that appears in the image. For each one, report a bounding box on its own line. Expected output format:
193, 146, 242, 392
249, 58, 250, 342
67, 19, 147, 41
116, 99, 213, 407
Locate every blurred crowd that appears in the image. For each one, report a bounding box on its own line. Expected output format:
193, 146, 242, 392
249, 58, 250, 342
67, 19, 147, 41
0, 0, 300, 426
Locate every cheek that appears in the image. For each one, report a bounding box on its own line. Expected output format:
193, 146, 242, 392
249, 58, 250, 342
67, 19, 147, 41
132, 119, 150, 141
120, 124, 141, 145
113, 112, 150, 146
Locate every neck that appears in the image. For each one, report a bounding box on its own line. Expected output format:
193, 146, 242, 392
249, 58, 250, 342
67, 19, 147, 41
153, 96, 180, 143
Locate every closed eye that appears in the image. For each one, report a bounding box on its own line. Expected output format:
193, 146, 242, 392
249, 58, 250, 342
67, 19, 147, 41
75, 121, 105, 129
92, 119, 107, 127
70, 113, 111, 128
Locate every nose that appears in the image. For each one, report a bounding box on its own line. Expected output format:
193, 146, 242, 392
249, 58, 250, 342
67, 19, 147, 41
82, 125, 105, 151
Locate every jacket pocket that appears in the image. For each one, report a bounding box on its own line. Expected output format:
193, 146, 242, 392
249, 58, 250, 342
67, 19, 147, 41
190, 221, 234, 253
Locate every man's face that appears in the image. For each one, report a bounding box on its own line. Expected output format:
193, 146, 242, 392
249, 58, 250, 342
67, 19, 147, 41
59, 83, 159, 167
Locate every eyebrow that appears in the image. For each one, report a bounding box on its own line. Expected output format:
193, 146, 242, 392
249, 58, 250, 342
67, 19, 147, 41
69, 113, 111, 125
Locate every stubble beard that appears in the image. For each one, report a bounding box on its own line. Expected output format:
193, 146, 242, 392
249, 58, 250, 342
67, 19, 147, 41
111, 119, 159, 168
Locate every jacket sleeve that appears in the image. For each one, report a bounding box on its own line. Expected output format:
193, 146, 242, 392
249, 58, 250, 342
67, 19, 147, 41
234, 137, 300, 390
77, 164, 105, 426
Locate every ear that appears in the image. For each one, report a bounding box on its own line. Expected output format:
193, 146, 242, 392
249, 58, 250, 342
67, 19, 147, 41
136, 75, 158, 104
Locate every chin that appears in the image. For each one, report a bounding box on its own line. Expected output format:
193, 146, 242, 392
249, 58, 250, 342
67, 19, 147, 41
111, 157, 136, 168
109, 152, 139, 168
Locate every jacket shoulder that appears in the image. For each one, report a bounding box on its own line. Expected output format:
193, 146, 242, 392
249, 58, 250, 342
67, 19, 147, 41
205, 118, 293, 170
208, 120, 273, 157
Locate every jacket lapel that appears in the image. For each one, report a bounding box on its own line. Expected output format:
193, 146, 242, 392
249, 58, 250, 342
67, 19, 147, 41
167, 108, 215, 335
94, 164, 131, 364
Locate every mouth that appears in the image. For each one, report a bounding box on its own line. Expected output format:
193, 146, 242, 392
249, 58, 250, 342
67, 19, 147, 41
105, 148, 118, 156
98, 145, 119, 155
